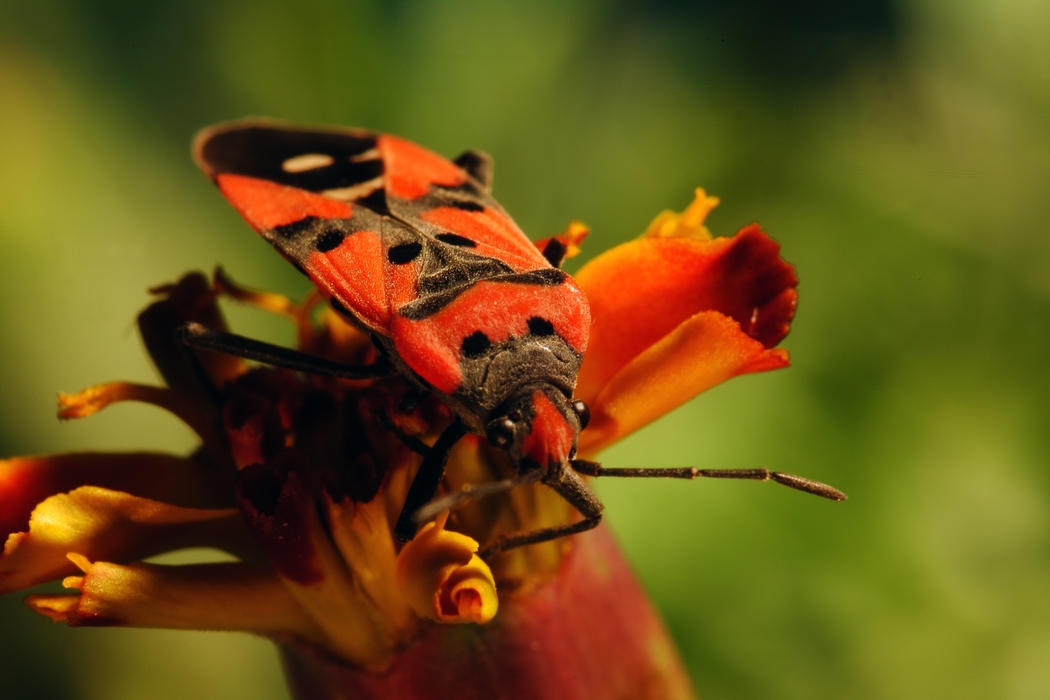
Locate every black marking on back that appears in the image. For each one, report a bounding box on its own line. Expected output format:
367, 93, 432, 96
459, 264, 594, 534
399, 267, 567, 321
388, 242, 423, 264
461, 331, 492, 358
527, 317, 555, 336
435, 232, 476, 248
315, 229, 346, 252
454, 331, 583, 419
449, 200, 485, 212
541, 238, 568, 268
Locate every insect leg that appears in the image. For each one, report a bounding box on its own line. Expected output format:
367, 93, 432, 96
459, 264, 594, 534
570, 460, 847, 501
478, 467, 604, 560
411, 469, 543, 526
177, 322, 394, 380
393, 421, 468, 542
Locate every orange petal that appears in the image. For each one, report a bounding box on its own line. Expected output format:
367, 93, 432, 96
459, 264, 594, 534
578, 311, 789, 456
394, 512, 498, 625
0, 452, 234, 541
0, 486, 244, 594
25, 555, 323, 643
575, 223, 797, 408
57, 383, 227, 463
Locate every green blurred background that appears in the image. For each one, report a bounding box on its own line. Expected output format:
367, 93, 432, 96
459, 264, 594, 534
2, 1, 1049, 698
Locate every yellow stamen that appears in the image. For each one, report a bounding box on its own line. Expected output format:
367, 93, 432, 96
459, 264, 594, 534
643, 188, 720, 241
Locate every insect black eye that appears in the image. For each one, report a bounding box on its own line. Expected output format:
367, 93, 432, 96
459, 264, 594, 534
571, 399, 590, 430
485, 417, 516, 449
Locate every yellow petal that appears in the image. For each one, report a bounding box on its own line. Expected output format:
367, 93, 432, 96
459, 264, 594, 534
324, 492, 416, 636
641, 188, 719, 240
395, 512, 498, 625
25, 555, 323, 643
578, 311, 789, 456
0, 486, 243, 594
1, 452, 234, 542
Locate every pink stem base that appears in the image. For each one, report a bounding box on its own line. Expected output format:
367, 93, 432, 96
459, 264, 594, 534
281, 525, 696, 700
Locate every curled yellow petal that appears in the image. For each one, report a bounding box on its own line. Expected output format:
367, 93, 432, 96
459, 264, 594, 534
395, 512, 498, 625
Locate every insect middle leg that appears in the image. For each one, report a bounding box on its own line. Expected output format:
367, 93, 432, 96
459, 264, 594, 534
478, 467, 604, 560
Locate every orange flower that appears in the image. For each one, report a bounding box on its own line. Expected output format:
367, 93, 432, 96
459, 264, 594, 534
0, 190, 802, 699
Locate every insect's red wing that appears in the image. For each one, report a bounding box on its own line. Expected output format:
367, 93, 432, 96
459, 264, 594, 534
194, 120, 586, 402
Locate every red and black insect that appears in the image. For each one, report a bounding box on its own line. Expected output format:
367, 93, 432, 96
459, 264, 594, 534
184, 120, 843, 558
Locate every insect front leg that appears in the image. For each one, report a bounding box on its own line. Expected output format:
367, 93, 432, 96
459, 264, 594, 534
478, 466, 604, 560
177, 322, 395, 380
393, 421, 468, 542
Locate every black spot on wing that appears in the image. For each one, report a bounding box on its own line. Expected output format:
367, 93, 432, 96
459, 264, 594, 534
435, 232, 476, 248
461, 331, 492, 358
527, 317, 555, 336
449, 200, 485, 212
200, 124, 380, 194
315, 229, 346, 252
388, 242, 423, 264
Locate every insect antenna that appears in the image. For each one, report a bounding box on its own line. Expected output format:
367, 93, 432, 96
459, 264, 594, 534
570, 460, 847, 501
412, 470, 543, 525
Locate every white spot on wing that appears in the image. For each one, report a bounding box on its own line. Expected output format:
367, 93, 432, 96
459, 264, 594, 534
282, 153, 335, 173
322, 176, 385, 201
350, 148, 380, 162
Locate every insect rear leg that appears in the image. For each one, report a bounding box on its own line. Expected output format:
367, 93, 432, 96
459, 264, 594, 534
177, 322, 394, 380
393, 421, 468, 542
478, 467, 604, 560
